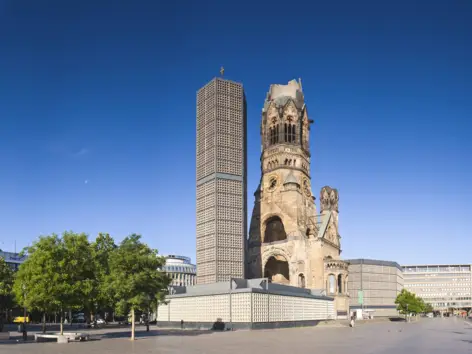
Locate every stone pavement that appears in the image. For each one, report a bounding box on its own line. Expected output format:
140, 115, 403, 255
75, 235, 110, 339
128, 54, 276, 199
1, 317, 470, 354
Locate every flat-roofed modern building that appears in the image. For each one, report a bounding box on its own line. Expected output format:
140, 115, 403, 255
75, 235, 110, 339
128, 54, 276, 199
402, 264, 472, 310
162, 255, 197, 287
196, 77, 247, 284
347, 259, 403, 317
0, 251, 27, 271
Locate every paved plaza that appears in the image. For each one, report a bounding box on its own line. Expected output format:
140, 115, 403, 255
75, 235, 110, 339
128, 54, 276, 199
1, 318, 471, 354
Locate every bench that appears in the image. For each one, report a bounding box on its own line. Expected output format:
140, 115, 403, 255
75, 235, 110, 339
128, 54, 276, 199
34, 332, 89, 343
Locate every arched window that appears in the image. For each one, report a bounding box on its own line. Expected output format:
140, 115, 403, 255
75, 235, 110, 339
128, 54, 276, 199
328, 274, 336, 295
285, 123, 296, 143
269, 125, 279, 145
337, 274, 343, 294
264, 216, 287, 243
298, 274, 306, 288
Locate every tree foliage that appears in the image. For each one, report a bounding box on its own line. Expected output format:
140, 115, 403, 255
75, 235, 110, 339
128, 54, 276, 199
0, 257, 14, 331
89, 233, 117, 316
424, 303, 434, 313
107, 234, 170, 340
395, 289, 431, 316
13, 232, 95, 334
12, 231, 169, 337
0, 257, 14, 307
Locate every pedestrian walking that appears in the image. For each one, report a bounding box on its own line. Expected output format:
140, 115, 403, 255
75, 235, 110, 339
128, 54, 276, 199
350, 314, 355, 328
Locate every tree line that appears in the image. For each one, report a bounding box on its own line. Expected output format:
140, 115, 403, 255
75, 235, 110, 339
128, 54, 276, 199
0, 232, 170, 340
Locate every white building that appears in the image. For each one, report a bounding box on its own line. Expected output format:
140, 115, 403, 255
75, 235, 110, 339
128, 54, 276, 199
157, 278, 335, 330
163, 255, 197, 287
402, 264, 472, 310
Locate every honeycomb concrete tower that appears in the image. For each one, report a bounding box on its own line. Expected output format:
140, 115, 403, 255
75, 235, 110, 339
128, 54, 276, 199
196, 77, 247, 285
247, 79, 349, 317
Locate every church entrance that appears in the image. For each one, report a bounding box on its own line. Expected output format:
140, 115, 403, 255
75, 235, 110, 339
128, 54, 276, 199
264, 256, 290, 284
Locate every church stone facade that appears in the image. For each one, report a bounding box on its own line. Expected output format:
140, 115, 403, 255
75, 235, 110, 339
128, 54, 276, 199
247, 79, 349, 317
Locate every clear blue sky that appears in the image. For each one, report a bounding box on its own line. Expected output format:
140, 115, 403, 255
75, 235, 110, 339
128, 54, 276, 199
1, 1, 470, 265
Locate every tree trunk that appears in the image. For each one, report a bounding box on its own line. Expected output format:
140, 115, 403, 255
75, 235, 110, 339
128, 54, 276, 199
60, 312, 64, 335
131, 308, 135, 341
42, 312, 46, 333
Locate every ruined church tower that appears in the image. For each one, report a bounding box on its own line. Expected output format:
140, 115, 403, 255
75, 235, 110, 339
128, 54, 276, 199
247, 79, 349, 316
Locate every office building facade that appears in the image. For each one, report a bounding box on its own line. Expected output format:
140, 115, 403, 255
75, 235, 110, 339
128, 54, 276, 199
347, 259, 404, 317
0, 251, 27, 271
162, 255, 197, 287
402, 264, 472, 310
196, 77, 247, 284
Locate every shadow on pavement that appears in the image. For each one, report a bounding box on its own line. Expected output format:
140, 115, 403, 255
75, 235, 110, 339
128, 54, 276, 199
0, 334, 36, 345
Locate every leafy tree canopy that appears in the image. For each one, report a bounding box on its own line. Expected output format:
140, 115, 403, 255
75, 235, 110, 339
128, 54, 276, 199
13, 232, 96, 333
395, 289, 427, 315
107, 234, 170, 339
0, 257, 14, 307
89, 233, 117, 313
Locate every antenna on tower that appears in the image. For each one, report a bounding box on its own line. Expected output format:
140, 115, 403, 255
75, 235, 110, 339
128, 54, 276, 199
220, 66, 225, 77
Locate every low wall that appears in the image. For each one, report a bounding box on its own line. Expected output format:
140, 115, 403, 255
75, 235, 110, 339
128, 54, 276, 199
157, 319, 328, 330
157, 287, 335, 330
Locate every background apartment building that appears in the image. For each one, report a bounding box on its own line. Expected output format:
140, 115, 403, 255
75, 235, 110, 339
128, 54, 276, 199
402, 264, 472, 310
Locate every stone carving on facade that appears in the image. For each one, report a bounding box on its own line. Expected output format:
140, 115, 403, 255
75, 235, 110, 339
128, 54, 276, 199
325, 223, 339, 245
320, 186, 339, 213
325, 259, 349, 271
283, 101, 298, 122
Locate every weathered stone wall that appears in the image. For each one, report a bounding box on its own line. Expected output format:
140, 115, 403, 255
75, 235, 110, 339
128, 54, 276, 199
247, 80, 350, 316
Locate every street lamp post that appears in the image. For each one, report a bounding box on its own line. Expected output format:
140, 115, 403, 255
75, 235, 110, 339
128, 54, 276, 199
406, 304, 409, 323
22, 284, 27, 341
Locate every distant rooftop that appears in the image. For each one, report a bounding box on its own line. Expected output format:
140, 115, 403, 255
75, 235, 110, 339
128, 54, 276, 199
346, 258, 402, 271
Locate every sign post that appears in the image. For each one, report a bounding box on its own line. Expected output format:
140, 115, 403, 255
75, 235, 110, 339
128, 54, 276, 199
358, 290, 364, 305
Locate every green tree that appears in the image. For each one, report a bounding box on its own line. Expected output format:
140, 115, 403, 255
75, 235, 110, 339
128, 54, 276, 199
89, 233, 117, 321
0, 258, 14, 331
395, 289, 426, 320
107, 234, 169, 340
13, 232, 95, 334
13, 235, 61, 333
424, 303, 434, 313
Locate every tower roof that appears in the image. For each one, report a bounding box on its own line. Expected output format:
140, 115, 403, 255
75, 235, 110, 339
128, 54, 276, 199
263, 79, 305, 111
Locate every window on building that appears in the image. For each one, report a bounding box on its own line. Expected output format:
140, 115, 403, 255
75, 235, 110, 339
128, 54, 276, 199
328, 274, 336, 295
284, 123, 296, 143
298, 274, 306, 288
